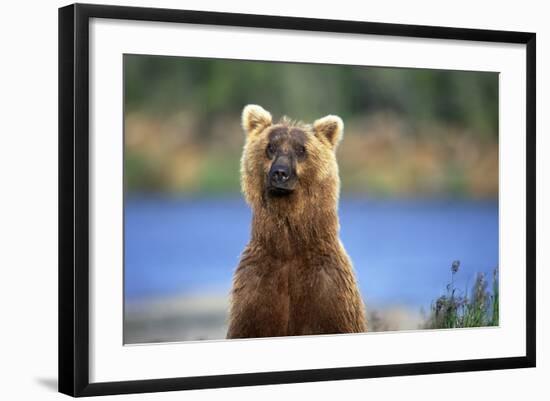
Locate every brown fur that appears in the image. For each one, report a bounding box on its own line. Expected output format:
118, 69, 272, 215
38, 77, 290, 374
227, 105, 367, 339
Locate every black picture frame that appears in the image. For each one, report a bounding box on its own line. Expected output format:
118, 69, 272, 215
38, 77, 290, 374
58, 3, 536, 397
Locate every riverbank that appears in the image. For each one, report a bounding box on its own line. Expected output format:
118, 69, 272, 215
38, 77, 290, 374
124, 293, 423, 344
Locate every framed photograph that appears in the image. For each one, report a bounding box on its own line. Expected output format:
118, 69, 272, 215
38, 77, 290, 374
58, 3, 536, 397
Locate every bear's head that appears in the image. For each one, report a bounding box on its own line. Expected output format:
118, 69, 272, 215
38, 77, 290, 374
240, 104, 343, 215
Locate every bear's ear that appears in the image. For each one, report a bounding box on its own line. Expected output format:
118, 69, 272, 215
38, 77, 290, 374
242, 104, 272, 135
313, 115, 344, 150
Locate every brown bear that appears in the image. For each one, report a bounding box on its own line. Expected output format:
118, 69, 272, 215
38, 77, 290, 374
227, 105, 367, 339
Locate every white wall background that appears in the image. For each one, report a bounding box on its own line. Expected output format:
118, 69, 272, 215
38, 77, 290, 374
0, 0, 547, 399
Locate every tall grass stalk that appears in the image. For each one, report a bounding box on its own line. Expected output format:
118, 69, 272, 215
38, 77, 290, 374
423, 261, 499, 329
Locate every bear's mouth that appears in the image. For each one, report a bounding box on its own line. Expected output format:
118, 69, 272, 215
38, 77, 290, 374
267, 187, 294, 197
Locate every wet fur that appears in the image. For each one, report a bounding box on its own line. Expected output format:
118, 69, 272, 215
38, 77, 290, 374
227, 105, 367, 338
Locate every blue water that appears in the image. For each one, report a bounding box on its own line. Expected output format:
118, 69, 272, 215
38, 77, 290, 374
124, 197, 498, 310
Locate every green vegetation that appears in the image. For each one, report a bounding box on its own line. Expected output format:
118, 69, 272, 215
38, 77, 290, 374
124, 55, 499, 197
125, 55, 498, 137
423, 261, 499, 329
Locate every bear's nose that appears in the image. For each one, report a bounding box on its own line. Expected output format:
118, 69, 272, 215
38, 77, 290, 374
271, 167, 290, 184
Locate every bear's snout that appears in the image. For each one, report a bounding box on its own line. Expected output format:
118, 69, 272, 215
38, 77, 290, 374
268, 155, 296, 194
271, 166, 290, 184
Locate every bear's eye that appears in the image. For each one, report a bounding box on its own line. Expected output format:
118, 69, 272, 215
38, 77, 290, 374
266, 143, 276, 158
296, 145, 306, 158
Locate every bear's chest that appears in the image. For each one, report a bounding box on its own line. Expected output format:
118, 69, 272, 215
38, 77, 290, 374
254, 256, 341, 334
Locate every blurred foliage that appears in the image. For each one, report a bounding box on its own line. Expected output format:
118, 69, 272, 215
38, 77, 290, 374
124, 55, 498, 197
